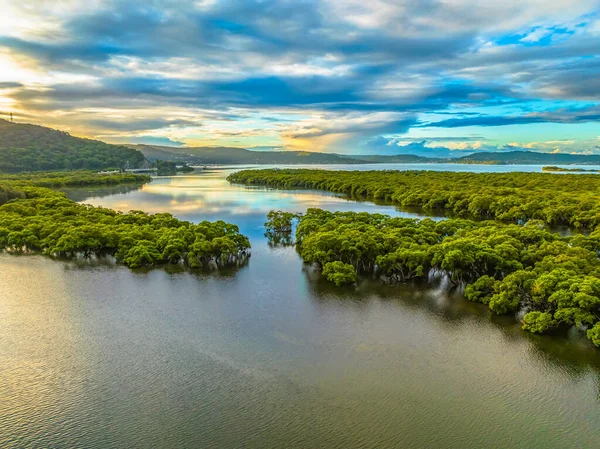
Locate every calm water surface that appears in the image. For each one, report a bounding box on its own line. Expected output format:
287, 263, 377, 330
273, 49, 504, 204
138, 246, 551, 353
2, 165, 600, 448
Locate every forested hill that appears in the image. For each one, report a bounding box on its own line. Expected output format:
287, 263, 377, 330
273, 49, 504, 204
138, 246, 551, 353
456, 150, 600, 165
0, 120, 145, 172
131, 144, 367, 164
133, 143, 600, 166
133, 144, 434, 164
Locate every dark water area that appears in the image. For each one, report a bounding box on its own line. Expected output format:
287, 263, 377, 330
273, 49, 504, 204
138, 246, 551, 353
2, 165, 600, 448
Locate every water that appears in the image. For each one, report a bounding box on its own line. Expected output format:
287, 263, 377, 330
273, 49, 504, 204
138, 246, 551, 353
2, 166, 600, 449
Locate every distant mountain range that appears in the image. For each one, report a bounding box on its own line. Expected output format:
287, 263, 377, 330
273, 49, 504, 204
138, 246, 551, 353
455, 150, 600, 165
129, 144, 362, 165
2, 119, 600, 173
131, 144, 600, 166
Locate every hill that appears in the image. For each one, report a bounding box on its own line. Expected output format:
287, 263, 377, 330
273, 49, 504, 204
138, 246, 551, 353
133, 144, 600, 167
132, 144, 433, 165
350, 154, 440, 163
131, 144, 365, 164
455, 150, 600, 165
0, 120, 145, 172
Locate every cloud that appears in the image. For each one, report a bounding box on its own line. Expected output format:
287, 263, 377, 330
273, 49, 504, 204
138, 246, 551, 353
364, 137, 600, 157
365, 138, 462, 157
0, 0, 599, 152
422, 104, 600, 128
0, 82, 23, 89
279, 112, 417, 151
520, 27, 554, 43
81, 118, 200, 133
107, 135, 185, 146
423, 115, 546, 128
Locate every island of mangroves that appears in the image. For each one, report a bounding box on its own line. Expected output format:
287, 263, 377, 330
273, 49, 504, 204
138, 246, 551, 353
228, 168, 600, 346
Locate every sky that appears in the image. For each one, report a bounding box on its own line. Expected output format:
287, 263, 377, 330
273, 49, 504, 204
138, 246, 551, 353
0, 0, 599, 156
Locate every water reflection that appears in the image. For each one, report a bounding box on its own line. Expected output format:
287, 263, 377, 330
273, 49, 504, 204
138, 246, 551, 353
61, 183, 145, 202
75, 168, 440, 241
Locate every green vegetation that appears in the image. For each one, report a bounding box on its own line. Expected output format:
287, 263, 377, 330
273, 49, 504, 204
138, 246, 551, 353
0, 120, 145, 172
155, 161, 195, 176
229, 169, 600, 229
264, 210, 301, 235
0, 185, 25, 205
542, 166, 599, 173
249, 167, 600, 346
322, 261, 357, 286
0, 171, 150, 192
263, 210, 302, 247
265, 208, 600, 345
457, 150, 600, 165
0, 172, 250, 269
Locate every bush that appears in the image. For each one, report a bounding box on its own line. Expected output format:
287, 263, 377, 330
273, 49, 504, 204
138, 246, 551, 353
322, 262, 357, 286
